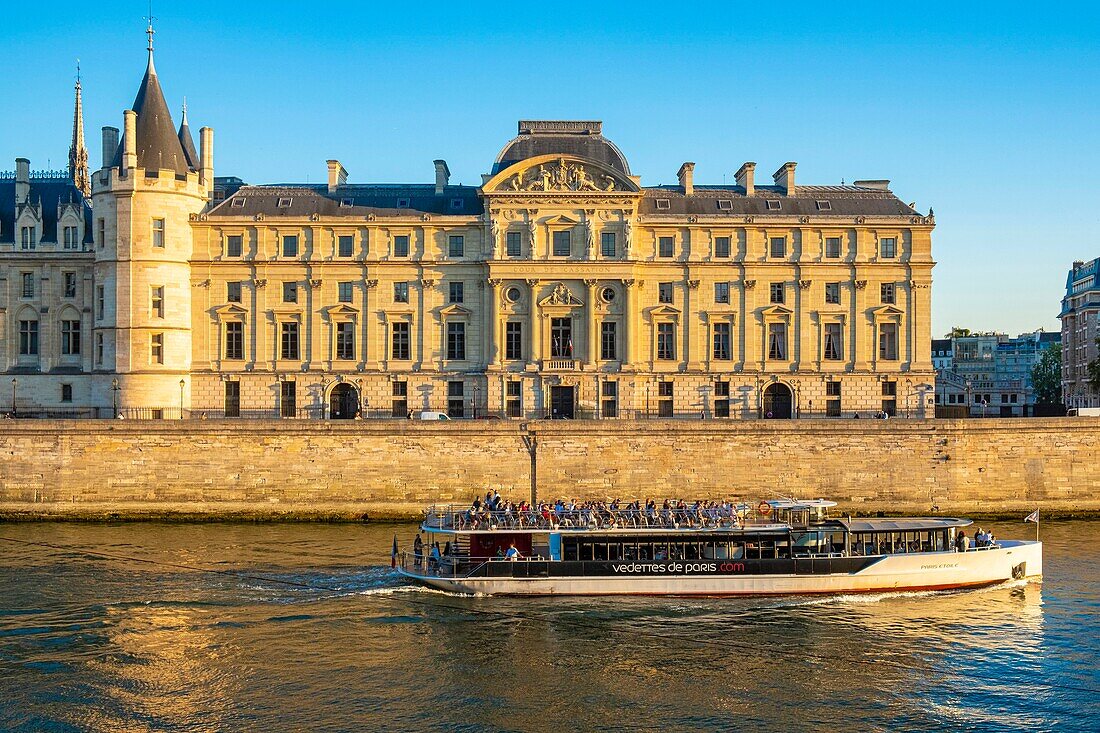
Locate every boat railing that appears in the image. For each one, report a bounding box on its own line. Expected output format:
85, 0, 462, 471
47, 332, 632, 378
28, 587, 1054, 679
422, 504, 766, 532
399, 550, 546, 579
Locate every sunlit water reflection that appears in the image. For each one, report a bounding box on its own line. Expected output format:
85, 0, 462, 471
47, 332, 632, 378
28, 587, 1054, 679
0, 521, 1096, 732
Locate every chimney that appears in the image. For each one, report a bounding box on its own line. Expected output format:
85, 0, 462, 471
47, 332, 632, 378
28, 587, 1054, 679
326, 159, 348, 193
200, 127, 214, 196
1073, 260, 1085, 271
735, 162, 755, 197
15, 158, 30, 204
434, 159, 450, 195
122, 110, 138, 171
102, 127, 119, 169
773, 162, 796, 196
677, 162, 695, 196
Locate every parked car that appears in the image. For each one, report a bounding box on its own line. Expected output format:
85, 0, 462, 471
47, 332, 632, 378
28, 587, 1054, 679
417, 411, 451, 421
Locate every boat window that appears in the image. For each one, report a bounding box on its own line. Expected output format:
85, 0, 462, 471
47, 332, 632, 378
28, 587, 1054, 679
652, 542, 668, 561
564, 540, 578, 562
580, 543, 594, 562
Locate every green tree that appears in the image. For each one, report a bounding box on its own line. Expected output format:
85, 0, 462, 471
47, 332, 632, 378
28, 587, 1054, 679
1088, 338, 1100, 393
946, 326, 972, 338
1031, 343, 1063, 405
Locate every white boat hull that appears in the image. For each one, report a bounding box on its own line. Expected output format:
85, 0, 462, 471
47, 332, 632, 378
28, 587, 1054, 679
398, 540, 1042, 596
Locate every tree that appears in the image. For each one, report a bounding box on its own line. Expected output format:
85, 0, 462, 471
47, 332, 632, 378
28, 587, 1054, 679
1031, 343, 1062, 405
1088, 338, 1100, 393
946, 326, 972, 338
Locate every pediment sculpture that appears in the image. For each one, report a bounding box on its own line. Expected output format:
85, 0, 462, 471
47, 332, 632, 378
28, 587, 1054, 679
509, 158, 618, 192
539, 282, 584, 307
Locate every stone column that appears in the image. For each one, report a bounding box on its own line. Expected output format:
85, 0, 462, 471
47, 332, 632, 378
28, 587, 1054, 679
623, 278, 636, 367
527, 279, 540, 366
364, 279, 377, 368
686, 278, 700, 370
854, 277, 869, 371
487, 279, 501, 366
743, 279, 759, 369
585, 279, 598, 367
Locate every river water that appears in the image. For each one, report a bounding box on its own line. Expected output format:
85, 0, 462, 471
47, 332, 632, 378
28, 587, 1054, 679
0, 520, 1096, 732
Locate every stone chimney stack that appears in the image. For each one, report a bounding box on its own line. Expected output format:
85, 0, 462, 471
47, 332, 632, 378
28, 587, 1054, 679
773, 162, 796, 196
122, 110, 138, 171
677, 162, 695, 196
327, 159, 348, 193
434, 159, 450, 195
15, 158, 30, 204
102, 127, 119, 169
200, 127, 214, 196
735, 162, 755, 197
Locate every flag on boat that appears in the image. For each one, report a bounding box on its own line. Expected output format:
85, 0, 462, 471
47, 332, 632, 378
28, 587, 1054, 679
391, 534, 399, 568
1025, 510, 1039, 523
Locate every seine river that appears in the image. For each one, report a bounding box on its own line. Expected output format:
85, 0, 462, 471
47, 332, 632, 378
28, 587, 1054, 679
1, 520, 1096, 732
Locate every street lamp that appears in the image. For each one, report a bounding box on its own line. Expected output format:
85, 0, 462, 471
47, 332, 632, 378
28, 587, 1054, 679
112, 378, 120, 418
644, 382, 651, 419
472, 384, 480, 419
10, 378, 16, 418
965, 379, 973, 418
179, 379, 185, 419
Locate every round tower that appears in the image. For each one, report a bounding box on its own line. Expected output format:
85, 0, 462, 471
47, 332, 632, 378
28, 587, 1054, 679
90, 26, 212, 415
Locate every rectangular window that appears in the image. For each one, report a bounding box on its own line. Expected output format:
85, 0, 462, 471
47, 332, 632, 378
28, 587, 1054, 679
601, 380, 618, 418
826, 380, 841, 417
338, 281, 354, 303
393, 235, 410, 257
446, 322, 466, 360
658, 236, 675, 258
391, 322, 410, 360
715, 236, 731, 258
97, 218, 105, 249
713, 322, 731, 360
768, 322, 788, 360
715, 282, 730, 304
95, 333, 104, 365
505, 322, 523, 361
506, 231, 521, 257
152, 218, 165, 248
552, 230, 571, 257
881, 282, 896, 304
826, 237, 841, 258
61, 320, 81, 356
601, 321, 617, 361
336, 322, 355, 360
63, 226, 79, 250
224, 381, 241, 418
96, 286, 105, 319
507, 380, 522, 418
825, 282, 840, 305
601, 232, 616, 258
225, 322, 244, 360
447, 380, 465, 418
657, 322, 676, 360
824, 323, 843, 360
448, 235, 464, 257
393, 282, 409, 303
21, 226, 36, 250
770, 282, 784, 304
227, 281, 242, 303
282, 235, 299, 258
280, 381, 296, 418
283, 282, 297, 303
391, 380, 408, 418
280, 322, 300, 360
61, 384, 73, 403
449, 281, 464, 304
659, 282, 674, 304
150, 333, 163, 364
769, 237, 786, 258
658, 380, 674, 417
151, 286, 164, 318
338, 235, 354, 257
226, 234, 242, 257
879, 323, 898, 360
550, 318, 573, 358
880, 237, 897, 258
714, 380, 730, 418
22, 272, 33, 298
64, 272, 77, 298
18, 320, 39, 355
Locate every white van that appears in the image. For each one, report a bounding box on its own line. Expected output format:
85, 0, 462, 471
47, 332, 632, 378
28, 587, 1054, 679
1067, 407, 1100, 417
417, 411, 451, 421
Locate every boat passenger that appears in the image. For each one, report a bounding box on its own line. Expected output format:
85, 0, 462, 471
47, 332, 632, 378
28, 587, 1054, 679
413, 533, 424, 568
956, 531, 970, 552
495, 547, 505, 560
505, 544, 522, 561
429, 542, 442, 572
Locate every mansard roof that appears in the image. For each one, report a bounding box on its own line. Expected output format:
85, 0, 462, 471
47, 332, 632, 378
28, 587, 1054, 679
206, 184, 484, 218
492, 121, 631, 176
0, 175, 92, 244
639, 185, 922, 218
110, 53, 192, 175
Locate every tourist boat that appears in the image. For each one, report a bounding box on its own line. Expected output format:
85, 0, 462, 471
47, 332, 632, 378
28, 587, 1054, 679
395, 499, 1043, 596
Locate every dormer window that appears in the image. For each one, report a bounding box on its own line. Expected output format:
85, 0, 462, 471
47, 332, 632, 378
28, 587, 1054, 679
765, 200, 781, 211
20, 226, 36, 250
816, 200, 832, 211
340, 198, 353, 208
450, 198, 464, 211
230, 198, 246, 209
396, 198, 411, 209
655, 199, 671, 210
277, 197, 292, 208
716, 199, 733, 211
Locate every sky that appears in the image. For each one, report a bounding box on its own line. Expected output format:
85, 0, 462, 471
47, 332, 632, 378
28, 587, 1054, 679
3, 1, 1098, 337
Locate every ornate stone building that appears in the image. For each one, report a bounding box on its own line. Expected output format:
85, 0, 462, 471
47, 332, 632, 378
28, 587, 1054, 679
1, 36, 937, 419
1061, 257, 1100, 409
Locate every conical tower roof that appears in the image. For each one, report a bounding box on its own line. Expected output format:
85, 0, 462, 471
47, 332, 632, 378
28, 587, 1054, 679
177, 99, 199, 170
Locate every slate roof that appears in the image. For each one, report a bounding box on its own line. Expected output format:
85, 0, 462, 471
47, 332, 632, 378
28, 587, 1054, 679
493, 128, 631, 175
110, 53, 192, 175
206, 184, 485, 218
639, 185, 921, 217
178, 114, 199, 170
0, 176, 93, 244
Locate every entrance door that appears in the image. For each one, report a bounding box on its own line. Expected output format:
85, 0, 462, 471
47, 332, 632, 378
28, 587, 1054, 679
549, 386, 575, 419
330, 383, 360, 419
763, 383, 793, 419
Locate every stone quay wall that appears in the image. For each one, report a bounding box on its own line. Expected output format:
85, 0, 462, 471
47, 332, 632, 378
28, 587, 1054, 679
1, 418, 1098, 520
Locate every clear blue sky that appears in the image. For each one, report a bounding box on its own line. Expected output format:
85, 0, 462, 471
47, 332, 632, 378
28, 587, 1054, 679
4, 1, 1098, 337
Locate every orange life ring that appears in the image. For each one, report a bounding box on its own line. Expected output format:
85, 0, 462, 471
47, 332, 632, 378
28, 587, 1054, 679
757, 501, 772, 517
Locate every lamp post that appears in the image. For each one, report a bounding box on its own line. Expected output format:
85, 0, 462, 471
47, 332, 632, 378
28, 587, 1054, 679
965, 379, 973, 418
111, 378, 120, 418
904, 378, 912, 419
179, 379, 185, 420
10, 378, 16, 418
472, 384, 480, 419
644, 382, 651, 419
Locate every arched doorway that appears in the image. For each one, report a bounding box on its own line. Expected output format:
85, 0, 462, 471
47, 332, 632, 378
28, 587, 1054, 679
329, 383, 360, 419
763, 383, 793, 419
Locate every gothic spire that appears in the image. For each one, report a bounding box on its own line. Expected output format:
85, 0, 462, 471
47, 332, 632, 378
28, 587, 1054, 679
177, 97, 198, 170
68, 61, 90, 198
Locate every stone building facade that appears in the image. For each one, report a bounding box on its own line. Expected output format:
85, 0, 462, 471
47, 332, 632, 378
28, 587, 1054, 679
0, 36, 937, 419
1061, 257, 1100, 409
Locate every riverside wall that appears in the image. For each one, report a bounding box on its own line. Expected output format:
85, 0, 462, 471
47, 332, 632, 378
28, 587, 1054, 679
0, 418, 1098, 520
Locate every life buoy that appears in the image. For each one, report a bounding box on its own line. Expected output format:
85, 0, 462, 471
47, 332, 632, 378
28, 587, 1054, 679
757, 501, 772, 517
